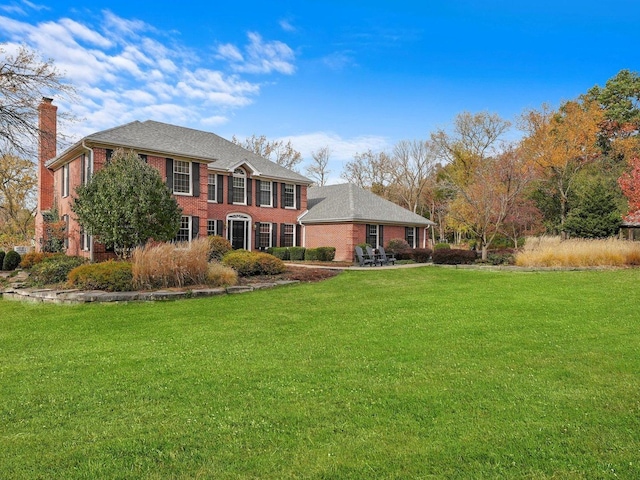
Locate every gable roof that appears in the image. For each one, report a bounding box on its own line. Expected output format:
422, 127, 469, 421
302, 183, 435, 226
48, 120, 311, 184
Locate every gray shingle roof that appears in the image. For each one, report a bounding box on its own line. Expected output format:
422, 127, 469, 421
303, 183, 435, 226
51, 120, 311, 183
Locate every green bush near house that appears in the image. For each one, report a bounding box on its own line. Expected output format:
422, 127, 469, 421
2, 250, 21, 271
67, 261, 134, 292
288, 247, 305, 261
27, 254, 87, 286
434, 242, 451, 250
267, 247, 290, 260
222, 250, 285, 276
19, 252, 55, 270
304, 247, 336, 262
206, 235, 233, 261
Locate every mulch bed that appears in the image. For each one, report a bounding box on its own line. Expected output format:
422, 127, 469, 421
237, 265, 343, 285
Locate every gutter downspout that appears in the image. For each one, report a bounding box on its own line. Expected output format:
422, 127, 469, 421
297, 210, 309, 248
82, 140, 95, 262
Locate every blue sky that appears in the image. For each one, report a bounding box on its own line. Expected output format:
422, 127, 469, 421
1, 0, 639, 181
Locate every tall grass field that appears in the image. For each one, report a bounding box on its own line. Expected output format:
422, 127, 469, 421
1, 267, 639, 478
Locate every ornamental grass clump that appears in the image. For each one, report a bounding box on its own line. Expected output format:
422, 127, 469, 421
132, 238, 209, 289
206, 262, 238, 287
515, 236, 640, 267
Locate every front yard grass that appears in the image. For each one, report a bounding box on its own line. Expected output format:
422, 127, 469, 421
1, 267, 639, 478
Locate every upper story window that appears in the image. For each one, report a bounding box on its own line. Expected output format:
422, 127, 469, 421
260, 181, 272, 207
62, 163, 70, 197
173, 160, 191, 195
208, 174, 217, 202
284, 183, 295, 208
232, 168, 246, 204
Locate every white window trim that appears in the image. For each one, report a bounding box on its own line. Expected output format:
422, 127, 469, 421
232, 168, 247, 205
407, 227, 417, 248
260, 180, 273, 207
258, 222, 273, 249
284, 183, 296, 209
207, 173, 217, 203
368, 224, 380, 248
207, 219, 217, 236
176, 215, 192, 243
62, 163, 70, 198
173, 160, 192, 196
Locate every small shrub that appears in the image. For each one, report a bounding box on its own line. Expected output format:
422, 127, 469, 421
206, 262, 238, 287
0, 250, 4, 270
434, 243, 451, 250
432, 248, 477, 265
67, 261, 133, 292
222, 250, 286, 276
289, 247, 306, 261
386, 238, 411, 254
2, 250, 22, 271
410, 248, 432, 263
256, 252, 286, 275
19, 252, 55, 269
206, 235, 233, 261
267, 247, 290, 260
28, 255, 87, 286
485, 249, 516, 266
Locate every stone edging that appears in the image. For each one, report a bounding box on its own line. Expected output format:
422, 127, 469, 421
1, 280, 300, 305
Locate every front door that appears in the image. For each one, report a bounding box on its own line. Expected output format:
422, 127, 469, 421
228, 215, 250, 250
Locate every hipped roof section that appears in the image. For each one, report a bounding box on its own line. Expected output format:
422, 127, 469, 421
47, 120, 312, 184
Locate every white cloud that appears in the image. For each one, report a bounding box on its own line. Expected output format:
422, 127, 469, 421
219, 31, 295, 75
279, 19, 296, 32
0, 10, 296, 142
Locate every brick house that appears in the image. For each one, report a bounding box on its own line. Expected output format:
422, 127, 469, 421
36, 98, 435, 262
300, 184, 435, 261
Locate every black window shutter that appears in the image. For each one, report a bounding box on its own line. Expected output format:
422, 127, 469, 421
80, 228, 85, 250
255, 180, 261, 206
247, 179, 252, 206
216, 220, 223, 236
416, 228, 420, 248
192, 163, 200, 197
296, 224, 301, 247
272, 182, 278, 207
281, 183, 286, 208
106, 149, 113, 163
280, 223, 285, 247
166, 158, 174, 190
295, 185, 301, 210
405, 227, 410, 243
272, 223, 277, 248
254, 222, 260, 249
227, 175, 233, 204
192, 216, 200, 239
217, 175, 224, 203
80, 155, 85, 184
379, 225, 384, 248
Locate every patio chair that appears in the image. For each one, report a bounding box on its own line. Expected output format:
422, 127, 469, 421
355, 246, 376, 266
377, 246, 396, 266
366, 246, 382, 266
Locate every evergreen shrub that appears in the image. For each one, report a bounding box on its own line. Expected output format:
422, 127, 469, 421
67, 261, 133, 292
2, 250, 22, 271
432, 248, 477, 265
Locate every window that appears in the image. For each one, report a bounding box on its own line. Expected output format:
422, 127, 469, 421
173, 160, 191, 194
232, 168, 246, 204
282, 224, 295, 247
208, 174, 217, 202
259, 181, 272, 207
62, 163, 69, 197
406, 227, 416, 248
258, 223, 272, 249
366, 224, 379, 248
81, 154, 92, 186
284, 183, 295, 208
207, 219, 217, 236
176, 216, 191, 242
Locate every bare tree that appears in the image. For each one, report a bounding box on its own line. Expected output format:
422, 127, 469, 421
231, 134, 303, 172
391, 139, 438, 213
341, 149, 394, 197
0, 44, 75, 157
305, 146, 332, 186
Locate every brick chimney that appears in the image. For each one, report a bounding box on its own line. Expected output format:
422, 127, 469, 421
37, 97, 57, 212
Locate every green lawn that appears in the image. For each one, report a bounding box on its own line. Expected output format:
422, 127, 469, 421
1, 267, 639, 479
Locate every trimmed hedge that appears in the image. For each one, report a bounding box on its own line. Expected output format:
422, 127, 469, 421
411, 248, 432, 263
2, 250, 21, 271
305, 247, 336, 262
289, 247, 306, 261
67, 261, 133, 292
267, 247, 290, 260
432, 248, 477, 265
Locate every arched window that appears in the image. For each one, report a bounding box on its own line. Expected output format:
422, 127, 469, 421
232, 168, 246, 204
